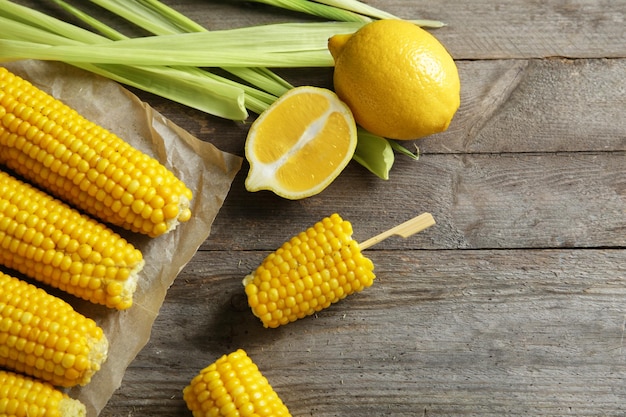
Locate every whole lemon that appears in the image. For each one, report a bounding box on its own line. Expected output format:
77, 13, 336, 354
328, 19, 460, 140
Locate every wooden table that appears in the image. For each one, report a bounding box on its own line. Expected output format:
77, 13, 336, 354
13, 1, 626, 415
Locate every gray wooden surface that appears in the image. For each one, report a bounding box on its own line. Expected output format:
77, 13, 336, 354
13, 0, 626, 416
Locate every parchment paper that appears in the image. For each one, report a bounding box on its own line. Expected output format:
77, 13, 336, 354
2, 60, 243, 416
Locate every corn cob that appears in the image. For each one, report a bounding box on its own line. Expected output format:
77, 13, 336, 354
0, 369, 86, 416
243, 213, 375, 328
0, 66, 193, 237
0, 271, 109, 388
183, 349, 292, 417
0, 168, 143, 310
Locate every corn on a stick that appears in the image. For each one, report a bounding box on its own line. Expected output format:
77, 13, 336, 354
244, 213, 435, 327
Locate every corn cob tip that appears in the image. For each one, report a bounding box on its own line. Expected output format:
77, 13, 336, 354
0, 369, 87, 416
243, 213, 375, 328
0, 168, 144, 310
0, 271, 110, 388
162, 193, 193, 236
183, 349, 292, 417
59, 398, 87, 417
110, 258, 145, 310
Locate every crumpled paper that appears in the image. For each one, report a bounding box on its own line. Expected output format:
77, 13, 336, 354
2, 60, 243, 416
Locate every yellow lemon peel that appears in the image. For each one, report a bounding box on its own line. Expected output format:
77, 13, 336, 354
329, 19, 461, 140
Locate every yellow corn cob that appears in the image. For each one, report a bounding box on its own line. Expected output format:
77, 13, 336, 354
0, 66, 193, 237
183, 349, 292, 417
0, 271, 109, 388
0, 369, 86, 416
0, 168, 144, 310
243, 213, 375, 328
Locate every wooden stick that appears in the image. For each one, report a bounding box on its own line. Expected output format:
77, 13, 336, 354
359, 212, 436, 250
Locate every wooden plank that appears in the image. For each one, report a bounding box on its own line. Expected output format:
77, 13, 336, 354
161, 0, 626, 59
425, 58, 626, 154
203, 151, 626, 251
100, 248, 626, 417
364, 0, 626, 59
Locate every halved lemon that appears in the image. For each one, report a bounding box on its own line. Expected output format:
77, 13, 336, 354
244, 86, 357, 200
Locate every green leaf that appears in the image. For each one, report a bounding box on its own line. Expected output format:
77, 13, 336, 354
389, 141, 420, 160
352, 129, 395, 180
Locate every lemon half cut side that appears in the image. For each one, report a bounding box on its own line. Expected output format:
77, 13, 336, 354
244, 86, 357, 200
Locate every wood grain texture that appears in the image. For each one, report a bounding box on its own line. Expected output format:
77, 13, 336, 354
204, 151, 626, 251
428, 59, 626, 153
6, 0, 626, 416
100, 249, 626, 417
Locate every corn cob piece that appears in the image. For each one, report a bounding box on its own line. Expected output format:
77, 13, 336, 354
243, 213, 375, 328
183, 349, 292, 417
0, 369, 86, 416
0, 271, 109, 388
0, 66, 192, 237
0, 168, 144, 310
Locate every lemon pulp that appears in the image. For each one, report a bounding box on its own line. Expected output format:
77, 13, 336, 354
245, 86, 357, 199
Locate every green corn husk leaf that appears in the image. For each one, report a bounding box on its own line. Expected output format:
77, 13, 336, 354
224, 67, 292, 98
134, 0, 207, 33
314, 0, 446, 27
248, 0, 444, 27
247, 0, 373, 22
52, 0, 127, 41
353, 129, 395, 180
0, 37, 329, 68
0, 21, 366, 67
50, 0, 279, 112
389, 141, 420, 160
86, 0, 187, 35
0, 5, 248, 120
82, 63, 250, 119
309, 0, 399, 19
81, 0, 293, 96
